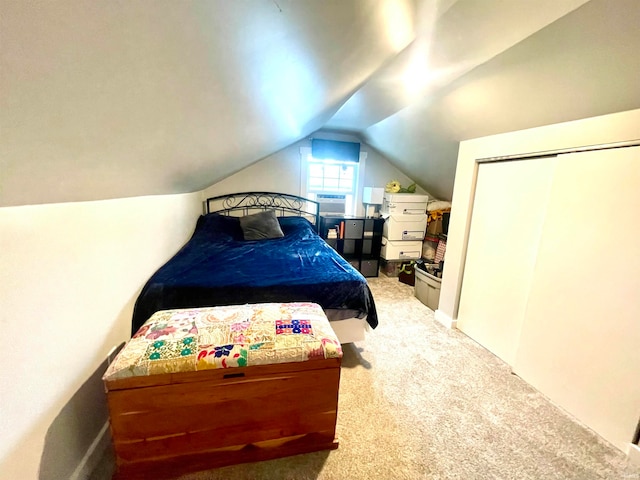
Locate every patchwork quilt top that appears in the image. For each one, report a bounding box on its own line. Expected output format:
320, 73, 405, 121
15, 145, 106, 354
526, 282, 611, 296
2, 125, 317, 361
104, 302, 343, 381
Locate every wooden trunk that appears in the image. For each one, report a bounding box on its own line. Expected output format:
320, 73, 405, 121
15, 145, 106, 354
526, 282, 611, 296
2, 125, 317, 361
104, 358, 341, 479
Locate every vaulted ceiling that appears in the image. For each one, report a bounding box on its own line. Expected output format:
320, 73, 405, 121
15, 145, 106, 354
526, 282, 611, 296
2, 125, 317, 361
2, 0, 639, 207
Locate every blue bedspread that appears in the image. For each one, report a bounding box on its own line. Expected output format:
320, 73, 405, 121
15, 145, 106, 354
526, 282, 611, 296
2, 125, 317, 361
131, 214, 378, 335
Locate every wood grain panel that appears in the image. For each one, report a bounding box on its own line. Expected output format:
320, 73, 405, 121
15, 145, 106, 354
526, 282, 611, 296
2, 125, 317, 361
113, 411, 338, 462
113, 432, 339, 480
105, 358, 341, 478
109, 369, 337, 434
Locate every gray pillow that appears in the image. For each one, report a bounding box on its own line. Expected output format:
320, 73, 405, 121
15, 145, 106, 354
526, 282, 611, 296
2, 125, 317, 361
239, 210, 284, 240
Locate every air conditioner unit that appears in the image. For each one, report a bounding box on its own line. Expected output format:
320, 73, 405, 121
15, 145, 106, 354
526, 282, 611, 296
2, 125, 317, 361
317, 194, 346, 216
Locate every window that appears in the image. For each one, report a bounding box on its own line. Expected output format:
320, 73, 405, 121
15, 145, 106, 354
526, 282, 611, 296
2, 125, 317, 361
300, 145, 367, 216
307, 159, 356, 194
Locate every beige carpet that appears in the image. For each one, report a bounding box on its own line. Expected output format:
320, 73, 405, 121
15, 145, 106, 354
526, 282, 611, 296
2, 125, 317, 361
93, 274, 640, 479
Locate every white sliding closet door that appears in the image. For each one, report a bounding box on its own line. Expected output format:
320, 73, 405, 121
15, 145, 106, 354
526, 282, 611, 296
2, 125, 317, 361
457, 157, 556, 365
513, 146, 640, 452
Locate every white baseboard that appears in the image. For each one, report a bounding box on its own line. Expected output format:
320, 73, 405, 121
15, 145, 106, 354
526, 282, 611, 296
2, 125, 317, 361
628, 443, 640, 467
70, 421, 110, 480
434, 309, 457, 329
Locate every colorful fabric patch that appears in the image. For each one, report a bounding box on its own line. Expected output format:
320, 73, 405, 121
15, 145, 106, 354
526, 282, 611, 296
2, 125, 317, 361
275, 319, 313, 335
197, 344, 248, 369
144, 336, 197, 361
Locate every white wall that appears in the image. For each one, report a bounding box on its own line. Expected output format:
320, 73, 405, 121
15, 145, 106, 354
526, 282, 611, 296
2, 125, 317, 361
0, 193, 201, 479
201, 131, 429, 214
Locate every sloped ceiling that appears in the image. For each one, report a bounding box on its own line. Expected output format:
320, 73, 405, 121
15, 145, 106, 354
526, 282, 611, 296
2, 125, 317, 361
355, 0, 640, 200
2, 0, 639, 207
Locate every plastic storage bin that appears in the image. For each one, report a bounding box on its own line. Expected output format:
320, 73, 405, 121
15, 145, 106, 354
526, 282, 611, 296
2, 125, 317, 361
415, 267, 442, 310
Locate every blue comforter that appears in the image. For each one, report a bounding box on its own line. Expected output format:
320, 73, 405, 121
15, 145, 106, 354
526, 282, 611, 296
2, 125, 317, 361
131, 214, 378, 335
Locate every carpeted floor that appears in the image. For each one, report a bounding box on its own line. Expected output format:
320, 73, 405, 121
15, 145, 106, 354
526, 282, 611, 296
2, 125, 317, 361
92, 274, 640, 479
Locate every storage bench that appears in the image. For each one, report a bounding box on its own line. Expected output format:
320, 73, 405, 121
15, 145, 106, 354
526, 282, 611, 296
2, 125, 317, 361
103, 302, 343, 479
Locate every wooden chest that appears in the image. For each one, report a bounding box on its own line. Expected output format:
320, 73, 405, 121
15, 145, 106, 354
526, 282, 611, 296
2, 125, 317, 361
103, 303, 343, 479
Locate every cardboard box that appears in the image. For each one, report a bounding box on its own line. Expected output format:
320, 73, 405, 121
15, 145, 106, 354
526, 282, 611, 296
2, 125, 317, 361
383, 214, 427, 241
380, 238, 423, 260
381, 193, 428, 215
426, 218, 443, 235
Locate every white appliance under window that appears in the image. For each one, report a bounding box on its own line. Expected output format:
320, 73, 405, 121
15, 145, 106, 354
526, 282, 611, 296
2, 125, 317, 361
317, 194, 346, 216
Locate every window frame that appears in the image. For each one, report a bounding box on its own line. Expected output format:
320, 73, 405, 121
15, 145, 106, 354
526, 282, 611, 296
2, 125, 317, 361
300, 146, 367, 216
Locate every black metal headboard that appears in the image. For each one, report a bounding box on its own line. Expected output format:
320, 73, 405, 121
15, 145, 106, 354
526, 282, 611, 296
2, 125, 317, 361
205, 192, 320, 232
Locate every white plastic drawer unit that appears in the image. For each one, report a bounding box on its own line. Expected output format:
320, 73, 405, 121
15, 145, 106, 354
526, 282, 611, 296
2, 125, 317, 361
380, 238, 423, 260
381, 193, 428, 215
383, 214, 428, 241
414, 267, 442, 311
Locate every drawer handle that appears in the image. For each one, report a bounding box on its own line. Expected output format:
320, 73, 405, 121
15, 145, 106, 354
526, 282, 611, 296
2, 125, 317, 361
223, 372, 245, 379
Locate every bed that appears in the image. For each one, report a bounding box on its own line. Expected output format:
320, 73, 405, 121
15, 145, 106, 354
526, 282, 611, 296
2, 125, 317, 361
131, 192, 378, 343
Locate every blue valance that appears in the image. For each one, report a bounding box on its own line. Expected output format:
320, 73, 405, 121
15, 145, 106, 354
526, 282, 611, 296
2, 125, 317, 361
311, 139, 360, 162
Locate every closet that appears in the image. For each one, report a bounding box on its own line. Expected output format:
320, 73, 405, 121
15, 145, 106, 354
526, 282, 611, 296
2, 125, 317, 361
457, 144, 640, 452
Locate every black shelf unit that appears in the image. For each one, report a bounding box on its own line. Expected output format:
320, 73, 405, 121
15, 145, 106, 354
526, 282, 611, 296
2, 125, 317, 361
320, 216, 384, 277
